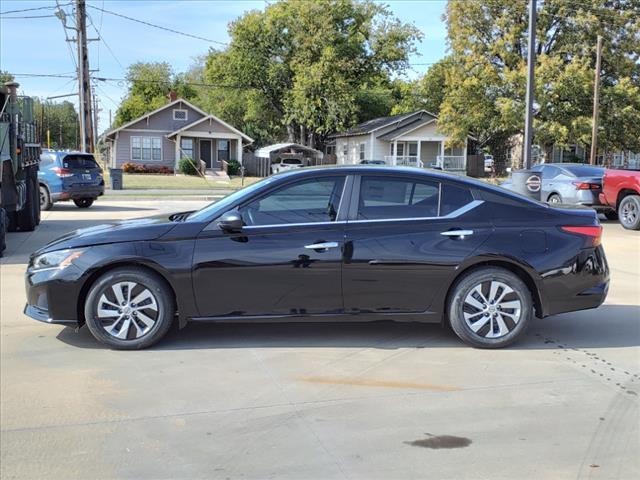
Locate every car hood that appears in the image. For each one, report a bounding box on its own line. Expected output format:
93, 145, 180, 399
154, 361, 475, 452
37, 213, 183, 254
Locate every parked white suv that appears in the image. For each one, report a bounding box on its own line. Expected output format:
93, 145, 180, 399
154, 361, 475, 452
271, 158, 304, 174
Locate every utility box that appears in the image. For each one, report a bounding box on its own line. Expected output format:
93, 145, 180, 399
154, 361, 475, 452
509, 169, 542, 201
109, 168, 123, 190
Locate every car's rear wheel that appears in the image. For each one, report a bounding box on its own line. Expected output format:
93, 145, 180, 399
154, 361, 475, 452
547, 193, 561, 204
40, 184, 53, 211
447, 267, 533, 348
618, 195, 640, 230
74, 198, 94, 208
84, 267, 175, 349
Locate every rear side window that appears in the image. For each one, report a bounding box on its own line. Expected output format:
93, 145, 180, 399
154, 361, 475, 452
440, 183, 474, 216
62, 155, 99, 169
357, 176, 439, 220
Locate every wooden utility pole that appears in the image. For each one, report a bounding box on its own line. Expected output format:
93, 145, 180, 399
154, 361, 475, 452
522, 0, 537, 170
589, 35, 603, 165
76, 0, 94, 152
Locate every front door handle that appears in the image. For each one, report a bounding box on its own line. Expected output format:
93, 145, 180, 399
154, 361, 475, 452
441, 230, 474, 238
304, 242, 339, 250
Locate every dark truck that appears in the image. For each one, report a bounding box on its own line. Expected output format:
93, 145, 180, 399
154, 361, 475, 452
599, 168, 640, 230
1, 82, 41, 256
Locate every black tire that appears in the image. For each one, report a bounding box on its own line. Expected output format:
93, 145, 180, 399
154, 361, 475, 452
74, 198, 94, 208
84, 267, 175, 349
618, 195, 640, 230
547, 193, 562, 205
17, 177, 37, 231
447, 267, 533, 349
6, 210, 18, 232
40, 184, 53, 211
0, 208, 6, 257
33, 179, 41, 226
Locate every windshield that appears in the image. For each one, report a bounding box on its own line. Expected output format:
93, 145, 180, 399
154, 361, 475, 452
187, 176, 277, 222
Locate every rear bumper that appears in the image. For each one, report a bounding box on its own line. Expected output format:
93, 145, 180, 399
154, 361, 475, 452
53, 184, 104, 201
540, 245, 609, 317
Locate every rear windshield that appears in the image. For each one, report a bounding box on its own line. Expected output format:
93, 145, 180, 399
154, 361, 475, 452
562, 165, 604, 177
62, 155, 99, 169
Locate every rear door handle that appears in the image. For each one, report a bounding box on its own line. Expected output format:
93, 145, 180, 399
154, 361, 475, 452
441, 230, 474, 237
304, 242, 339, 250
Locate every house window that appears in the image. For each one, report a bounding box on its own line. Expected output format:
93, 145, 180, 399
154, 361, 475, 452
342, 142, 348, 162
173, 109, 188, 121
359, 143, 365, 161
131, 136, 162, 161
180, 138, 194, 159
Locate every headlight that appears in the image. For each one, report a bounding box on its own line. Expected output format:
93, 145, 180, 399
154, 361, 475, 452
31, 249, 85, 271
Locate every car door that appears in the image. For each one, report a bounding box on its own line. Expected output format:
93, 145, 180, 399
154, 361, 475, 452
192, 174, 349, 318
342, 174, 492, 314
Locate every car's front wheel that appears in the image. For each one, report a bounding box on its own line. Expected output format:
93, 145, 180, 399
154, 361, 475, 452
447, 267, 533, 348
84, 267, 175, 349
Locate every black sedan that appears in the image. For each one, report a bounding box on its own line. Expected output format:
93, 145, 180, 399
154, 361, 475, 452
25, 166, 609, 349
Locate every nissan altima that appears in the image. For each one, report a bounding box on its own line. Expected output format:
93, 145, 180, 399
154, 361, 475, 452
25, 166, 609, 349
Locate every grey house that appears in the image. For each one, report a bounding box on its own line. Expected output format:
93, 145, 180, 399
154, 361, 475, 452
329, 110, 469, 172
104, 98, 253, 171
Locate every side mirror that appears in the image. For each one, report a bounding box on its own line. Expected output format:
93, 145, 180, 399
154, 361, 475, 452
218, 210, 243, 232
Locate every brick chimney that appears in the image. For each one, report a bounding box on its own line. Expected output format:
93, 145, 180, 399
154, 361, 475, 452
168, 90, 177, 102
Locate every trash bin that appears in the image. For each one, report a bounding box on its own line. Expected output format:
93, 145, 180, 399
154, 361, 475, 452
509, 169, 542, 201
109, 168, 123, 190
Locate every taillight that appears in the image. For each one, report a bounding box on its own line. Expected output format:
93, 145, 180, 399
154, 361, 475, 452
53, 167, 73, 178
561, 225, 603, 246
572, 182, 600, 190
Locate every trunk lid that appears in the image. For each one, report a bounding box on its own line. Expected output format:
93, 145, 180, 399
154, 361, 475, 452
60, 154, 102, 188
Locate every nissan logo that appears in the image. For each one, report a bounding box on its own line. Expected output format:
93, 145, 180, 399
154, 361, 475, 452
526, 174, 541, 193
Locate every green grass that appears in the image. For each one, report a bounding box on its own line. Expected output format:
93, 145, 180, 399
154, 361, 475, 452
113, 174, 262, 190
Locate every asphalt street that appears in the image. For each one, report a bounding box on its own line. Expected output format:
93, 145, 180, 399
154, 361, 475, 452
1, 200, 638, 479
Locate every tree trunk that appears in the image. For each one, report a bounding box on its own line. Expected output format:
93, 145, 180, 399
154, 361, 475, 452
299, 125, 306, 146
286, 124, 295, 143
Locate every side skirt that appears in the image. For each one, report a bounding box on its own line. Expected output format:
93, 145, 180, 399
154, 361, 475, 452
187, 311, 442, 324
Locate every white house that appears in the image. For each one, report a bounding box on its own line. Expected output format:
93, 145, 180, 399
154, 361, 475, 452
329, 110, 469, 172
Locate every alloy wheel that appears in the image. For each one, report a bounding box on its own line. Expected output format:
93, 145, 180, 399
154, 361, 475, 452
96, 282, 159, 340
462, 281, 522, 338
621, 200, 637, 226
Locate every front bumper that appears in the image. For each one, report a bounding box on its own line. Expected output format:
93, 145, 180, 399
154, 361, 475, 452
24, 264, 86, 326
24, 304, 77, 325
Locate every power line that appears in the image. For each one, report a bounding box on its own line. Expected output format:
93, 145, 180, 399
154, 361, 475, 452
86, 5, 229, 46
0, 14, 57, 19
0, 2, 72, 15
86, 12, 126, 72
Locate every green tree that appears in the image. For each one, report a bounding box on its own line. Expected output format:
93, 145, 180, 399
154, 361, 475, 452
200, 0, 421, 147
0, 70, 15, 83
391, 57, 455, 115
35, 99, 79, 150
113, 62, 198, 127
433, 0, 640, 173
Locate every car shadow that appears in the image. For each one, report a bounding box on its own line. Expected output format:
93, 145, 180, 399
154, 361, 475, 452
48, 204, 154, 212
55, 303, 640, 351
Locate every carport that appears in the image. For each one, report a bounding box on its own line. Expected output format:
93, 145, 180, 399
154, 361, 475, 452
254, 143, 324, 166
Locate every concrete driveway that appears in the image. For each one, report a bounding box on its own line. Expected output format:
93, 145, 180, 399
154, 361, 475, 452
1, 201, 638, 479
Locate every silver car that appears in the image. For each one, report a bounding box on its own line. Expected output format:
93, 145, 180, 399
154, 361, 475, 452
503, 163, 616, 218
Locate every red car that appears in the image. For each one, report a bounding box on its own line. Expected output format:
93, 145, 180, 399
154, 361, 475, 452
599, 168, 640, 230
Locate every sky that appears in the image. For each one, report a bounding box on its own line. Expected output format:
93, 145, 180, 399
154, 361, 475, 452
0, 0, 448, 133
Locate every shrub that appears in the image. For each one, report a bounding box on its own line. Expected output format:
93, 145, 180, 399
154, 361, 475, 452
122, 162, 173, 174
227, 159, 241, 175
178, 157, 198, 175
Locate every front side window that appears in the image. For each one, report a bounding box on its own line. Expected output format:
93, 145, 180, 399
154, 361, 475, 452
357, 176, 439, 220
181, 138, 194, 158
239, 176, 345, 226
